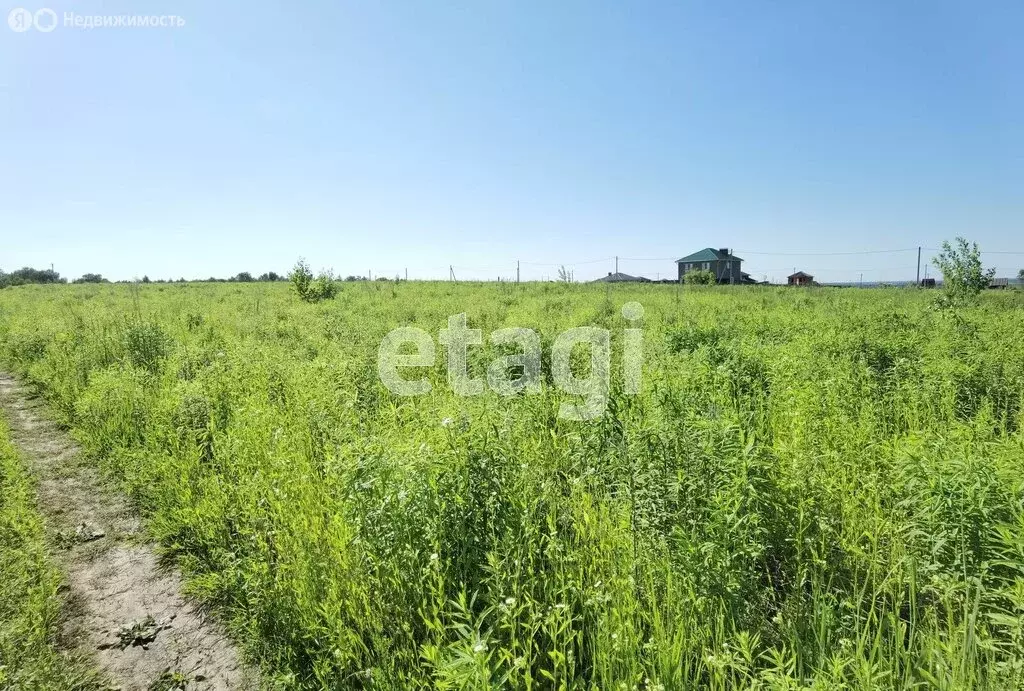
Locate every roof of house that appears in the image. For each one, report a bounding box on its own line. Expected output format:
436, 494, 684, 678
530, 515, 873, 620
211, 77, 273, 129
592, 272, 651, 283
788, 271, 813, 279
675, 248, 744, 263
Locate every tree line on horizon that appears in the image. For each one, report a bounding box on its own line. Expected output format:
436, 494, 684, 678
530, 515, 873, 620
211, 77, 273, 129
0, 266, 408, 288
3, 251, 1023, 290
0, 268, 294, 288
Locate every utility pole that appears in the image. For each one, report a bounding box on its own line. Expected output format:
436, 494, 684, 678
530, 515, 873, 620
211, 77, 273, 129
516, 260, 520, 284
916, 246, 921, 285
615, 256, 619, 274
405, 268, 408, 281
449, 265, 456, 282
860, 273, 863, 288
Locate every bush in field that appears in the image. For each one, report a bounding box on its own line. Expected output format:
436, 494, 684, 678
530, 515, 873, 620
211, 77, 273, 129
289, 259, 338, 303
683, 268, 716, 285
933, 237, 995, 309
123, 321, 170, 374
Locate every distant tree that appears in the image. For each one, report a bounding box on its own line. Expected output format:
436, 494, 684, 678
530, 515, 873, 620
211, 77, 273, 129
557, 265, 574, 283
73, 273, 106, 284
258, 271, 282, 282
232, 272, 255, 282
1, 267, 67, 287
1019, 268, 1024, 281
933, 237, 994, 308
344, 275, 362, 282
684, 269, 716, 285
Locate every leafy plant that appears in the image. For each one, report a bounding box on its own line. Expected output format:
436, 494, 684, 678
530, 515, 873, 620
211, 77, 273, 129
289, 259, 338, 303
123, 321, 170, 374
933, 236, 995, 309
684, 268, 716, 285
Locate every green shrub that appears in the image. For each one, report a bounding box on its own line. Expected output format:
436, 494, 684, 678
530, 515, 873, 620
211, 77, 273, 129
123, 321, 170, 374
290, 259, 338, 303
933, 236, 996, 309
683, 268, 716, 285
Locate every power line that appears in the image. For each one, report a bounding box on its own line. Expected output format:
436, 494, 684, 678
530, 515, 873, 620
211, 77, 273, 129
923, 248, 1024, 255
622, 247, 939, 261
734, 248, 919, 256
519, 257, 614, 266
366, 244, 1024, 283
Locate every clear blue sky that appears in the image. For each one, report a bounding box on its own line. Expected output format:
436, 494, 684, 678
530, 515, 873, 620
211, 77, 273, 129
2, 1, 1022, 283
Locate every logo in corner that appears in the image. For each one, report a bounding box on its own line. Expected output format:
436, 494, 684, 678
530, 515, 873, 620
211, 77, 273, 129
7, 7, 33, 31
7, 7, 57, 32
34, 8, 57, 32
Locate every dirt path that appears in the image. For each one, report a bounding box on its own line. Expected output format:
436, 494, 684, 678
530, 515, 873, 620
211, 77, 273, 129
0, 373, 259, 691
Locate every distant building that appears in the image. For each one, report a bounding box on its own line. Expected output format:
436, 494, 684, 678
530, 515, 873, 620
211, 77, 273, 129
593, 272, 651, 283
787, 271, 814, 286
920, 278, 936, 288
676, 248, 743, 284
989, 277, 1009, 290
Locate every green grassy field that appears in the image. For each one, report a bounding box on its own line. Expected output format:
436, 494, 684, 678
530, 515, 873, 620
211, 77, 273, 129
0, 281, 1022, 689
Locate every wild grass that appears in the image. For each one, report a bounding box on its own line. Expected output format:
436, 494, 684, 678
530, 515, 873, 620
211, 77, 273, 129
0, 419, 99, 689
0, 281, 1022, 689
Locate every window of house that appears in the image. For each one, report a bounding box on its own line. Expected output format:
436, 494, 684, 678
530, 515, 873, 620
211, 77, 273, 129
702, 262, 710, 271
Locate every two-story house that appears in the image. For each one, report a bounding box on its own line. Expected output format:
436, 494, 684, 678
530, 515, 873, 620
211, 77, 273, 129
676, 248, 743, 284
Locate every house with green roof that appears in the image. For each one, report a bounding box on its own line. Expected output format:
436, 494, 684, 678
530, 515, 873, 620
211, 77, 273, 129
676, 248, 743, 284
